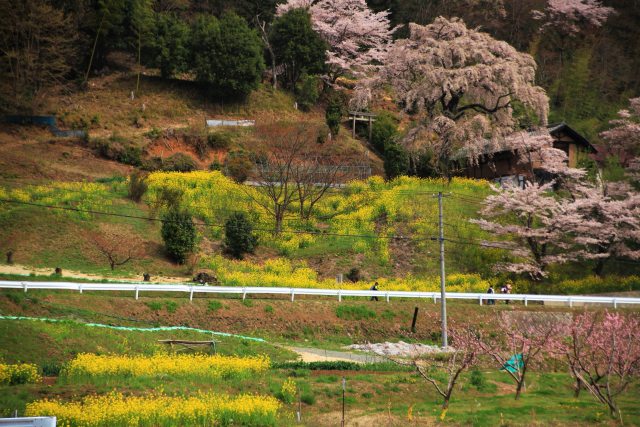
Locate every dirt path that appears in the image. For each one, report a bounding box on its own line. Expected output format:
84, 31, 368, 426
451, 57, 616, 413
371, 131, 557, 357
285, 346, 385, 364
0, 263, 187, 283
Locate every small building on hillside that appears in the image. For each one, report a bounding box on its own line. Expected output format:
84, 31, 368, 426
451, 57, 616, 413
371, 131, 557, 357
458, 122, 597, 185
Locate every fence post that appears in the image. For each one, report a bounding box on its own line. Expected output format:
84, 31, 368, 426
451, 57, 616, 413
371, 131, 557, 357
291, 289, 295, 302
568, 297, 573, 308
189, 286, 194, 302
524, 296, 528, 307
242, 288, 247, 301
79, 284, 83, 294
338, 291, 342, 302
613, 298, 617, 309
22, 282, 27, 293
479, 296, 483, 306
385, 292, 390, 303
135, 286, 139, 300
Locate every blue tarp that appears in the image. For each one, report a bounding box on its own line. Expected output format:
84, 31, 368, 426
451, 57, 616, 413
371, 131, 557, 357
501, 353, 524, 373
4, 115, 87, 138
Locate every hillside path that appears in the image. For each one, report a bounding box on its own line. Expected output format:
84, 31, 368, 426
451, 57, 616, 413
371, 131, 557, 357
284, 346, 385, 364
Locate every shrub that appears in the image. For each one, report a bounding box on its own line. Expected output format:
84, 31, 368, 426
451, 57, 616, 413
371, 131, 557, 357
91, 136, 142, 166
127, 172, 148, 202
335, 305, 376, 320
383, 142, 409, 180
264, 304, 274, 314
208, 300, 223, 312
162, 153, 197, 172
325, 92, 345, 136
296, 74, 321, 111
371, 112, 398, 153
224, 212, 258, 259
300, 392, 316, 405
209, 160, 222, 171
161, 209, 197, 264
470, 368, 487, 391
146, 301, 163, 311
207, 132, 233, 149
346, 267, 361, 283
165, 301, 179, 313
223, 150, 253, 183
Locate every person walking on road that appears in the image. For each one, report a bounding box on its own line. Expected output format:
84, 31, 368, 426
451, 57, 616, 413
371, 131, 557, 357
370, 281, 379, 301
487, 284, 495, 305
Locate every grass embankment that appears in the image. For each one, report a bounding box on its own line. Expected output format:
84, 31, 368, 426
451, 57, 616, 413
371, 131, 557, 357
1, 312, 638, 425
0, 174, 503, 285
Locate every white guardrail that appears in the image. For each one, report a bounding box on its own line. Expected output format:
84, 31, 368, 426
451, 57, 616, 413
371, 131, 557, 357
0, 417, 56, 427
1, 281, 640, 309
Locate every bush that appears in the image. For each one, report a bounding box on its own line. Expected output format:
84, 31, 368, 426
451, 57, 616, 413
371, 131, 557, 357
346, 267, 361, 283
224, 212, 258, 259
264, 304, 274, 314
383, 142, 409, 180
207, 132, 233, 149
209, 160, 222, 171
208, 300, 223, 312
223, 150, 253, 183
300, 392, 316, 405
91, 136, 142, 166
146, 301, 163, 311
371, 112, 398, 153
161, 209, 197, 264
335, 305, 376, 320
165, 301, 179, 313
325, 92, 345, 136
162, 153, 197, 172
128, 172, 148, 202
470, 368, 487, 391
296, 74, 321, 111
0, 363, 41, 385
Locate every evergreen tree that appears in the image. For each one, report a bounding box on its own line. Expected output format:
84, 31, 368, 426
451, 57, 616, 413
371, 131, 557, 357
224, 212, 258, 259
191, 12, 264, 99
148, 13, 190, 78
270, 8, 326, 88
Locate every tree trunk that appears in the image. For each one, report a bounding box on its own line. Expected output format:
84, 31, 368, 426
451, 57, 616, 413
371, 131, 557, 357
6, 251, 13, 265
515, 379, 525, 400
593, 258, 606, 277
573, 377, 582, 398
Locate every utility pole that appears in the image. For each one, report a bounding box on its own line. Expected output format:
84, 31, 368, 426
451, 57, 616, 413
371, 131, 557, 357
438, 191, 448, 348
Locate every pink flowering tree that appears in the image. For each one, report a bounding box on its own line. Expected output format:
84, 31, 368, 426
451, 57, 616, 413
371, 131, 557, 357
478, 311, 569, 399
600, 97, 640, 185
533, 0, 615, 36
276, 0, 394, 81
563, 311, 640, 419
358, 17, 549, 178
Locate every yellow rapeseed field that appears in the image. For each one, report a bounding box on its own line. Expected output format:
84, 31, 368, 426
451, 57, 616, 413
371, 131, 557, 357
0, 362, 41, 385
26, 391, 281, 426
66, 353, 269, 379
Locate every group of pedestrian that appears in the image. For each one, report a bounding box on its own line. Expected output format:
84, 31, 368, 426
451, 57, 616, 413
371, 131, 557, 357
486, 282, 512, 305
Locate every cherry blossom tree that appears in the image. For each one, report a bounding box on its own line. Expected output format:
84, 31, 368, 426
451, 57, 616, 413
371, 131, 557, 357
276, 0, 394, 81
358, 17, 549, 178
600, 97, 640, 184
478, 311, 569, 399
563, 311, 640, 420
533, 0, 615, 37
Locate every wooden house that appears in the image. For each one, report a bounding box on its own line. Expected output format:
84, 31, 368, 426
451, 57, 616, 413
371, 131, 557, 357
459, 123, 597, 184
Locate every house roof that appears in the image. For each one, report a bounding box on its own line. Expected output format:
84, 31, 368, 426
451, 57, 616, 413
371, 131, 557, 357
452, 123, 595, 161
547, 122, 597, 153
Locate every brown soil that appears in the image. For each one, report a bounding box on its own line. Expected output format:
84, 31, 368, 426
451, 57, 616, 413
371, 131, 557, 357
0, 127, 131, 181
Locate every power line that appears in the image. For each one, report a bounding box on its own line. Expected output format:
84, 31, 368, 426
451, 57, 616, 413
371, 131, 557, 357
0, 198, 439, 242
